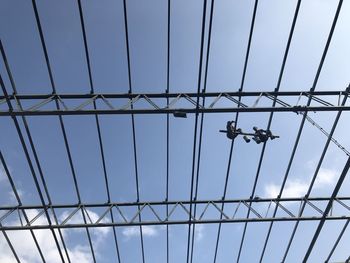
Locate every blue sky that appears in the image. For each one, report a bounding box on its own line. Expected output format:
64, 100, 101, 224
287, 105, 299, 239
1, 0, 350, 262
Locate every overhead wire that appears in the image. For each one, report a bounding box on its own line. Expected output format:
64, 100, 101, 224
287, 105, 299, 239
213, 1, 259, 261
303, 153, 350, 262
325, 219, 350, 262
235, 0, 302, 261
189, 0, 215, 262
232, 1, 342, 261
185, 0, 208, 262
0, 151, 25, 263
205, 0, 259, 261
302, 113, 350, 156
234, 0, 303, 260
2, 40, 73, 262
257, 1, 344, 261
281, 0, 345, 260
76, 1, 122, 261
122, 0, 145, 262
1, 40, 66, 263
165, 0, 171, 262
31, 0, 97, 261
0, 0, 348, 262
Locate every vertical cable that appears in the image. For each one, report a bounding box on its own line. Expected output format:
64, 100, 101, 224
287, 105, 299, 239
189, 0, 215, 262
165, 0, 171, 262
31, 1, 97, 261
1, 41, 64, 263
325, 219, 349, 262
303, 155, 350, 262
1, 42, 72, 262
76, 1, 121, 261
186, 1, 207, 262
122, 0, 145, 262
254, 0, 301, 261
268, 1, 343, 261
210, 1, 259, 262
0, 151, 23, 263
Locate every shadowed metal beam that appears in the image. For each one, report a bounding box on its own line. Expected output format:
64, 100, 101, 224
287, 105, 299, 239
1, 90, 346, 99
2, 106, 350, 116
303, 156, 350, 262
1, 196, 350, 230
1, 91, 348, 116
1, 213, 350, 230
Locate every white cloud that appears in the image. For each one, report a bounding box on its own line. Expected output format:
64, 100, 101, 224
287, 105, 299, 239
264, 168, 337, 198
0, 208, 112, 263
0, 167, 5, 182
0, 254, 17, 263
0, 165, 14, 183
8, 189, 24, 203
122, 225, 162, 239
194, 224, 205, 241
314, 168, 337, 187
265, 179, 309, 198
0, 165, 23, 206
59, 209, 110, 238
0, 209, 93, 263
65, 245, 91, 263
122, 226, 143, 238
142, 225, 160, 236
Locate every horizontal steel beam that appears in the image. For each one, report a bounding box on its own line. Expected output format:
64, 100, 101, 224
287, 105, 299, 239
1, 90, 348, 99
0, 196, 349, 210
0, 196, 349, 230
2, 216, 350, 231
2, 107, 350, 116
0, 90, 348, 116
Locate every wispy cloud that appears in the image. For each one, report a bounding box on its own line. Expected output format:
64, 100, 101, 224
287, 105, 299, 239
65, 245, 91, 263
0, 165, 23, 206
264, 168, 337, 198
0, 166, 7, 182
194, 224, 205, 241
264, 179, 309, 198
7, 189, 24, 203
59, 209, 110, 241
314, 168, 336, 187
0, 184, 111, 263
122, 225, 163, 239
0, 209, 93, 263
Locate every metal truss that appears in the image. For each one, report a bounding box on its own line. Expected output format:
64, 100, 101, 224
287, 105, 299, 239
0, 90, 349, 116
1, 196, 350, 231
1, 0, 350, 262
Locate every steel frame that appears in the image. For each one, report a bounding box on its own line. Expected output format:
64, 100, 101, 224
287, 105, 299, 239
1, 196, 350, 231
1, 0, 350, 262
0, 90, 349, 116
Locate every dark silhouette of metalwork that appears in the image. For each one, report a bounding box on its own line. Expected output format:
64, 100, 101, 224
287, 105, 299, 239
220, 121, 279, 143
1, 90, 350, 116
1, 196, 350, 230
0, 0, 350, 262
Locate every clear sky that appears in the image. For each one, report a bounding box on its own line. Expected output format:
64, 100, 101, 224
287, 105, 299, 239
1, 0, 350, 262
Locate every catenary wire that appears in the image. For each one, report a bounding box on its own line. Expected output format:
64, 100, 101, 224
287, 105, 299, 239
31, 1, 97, 261
76, 1, 122, 261
213, 1, 259, 261
189, 0, 215, 262
185, 0, 208, 262
165, 0, 171, 262
258, 1, 344, 261
1, 41, 66, 263
122, 0, 146, 262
